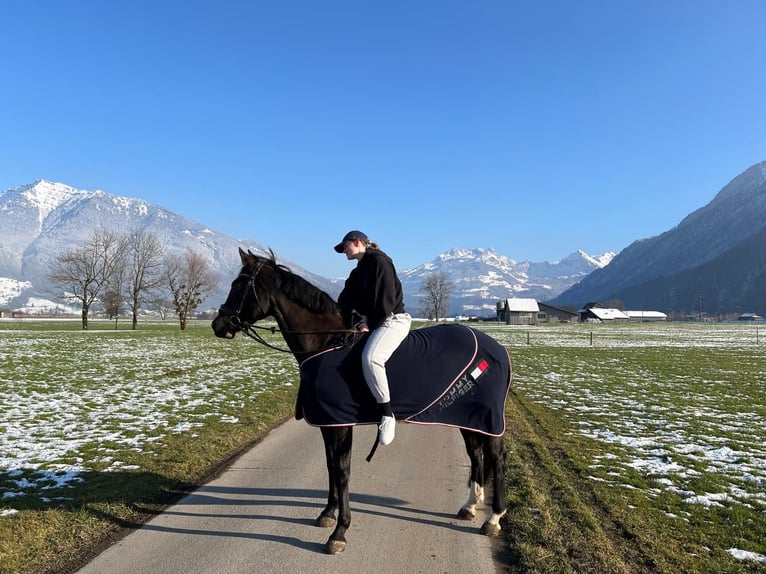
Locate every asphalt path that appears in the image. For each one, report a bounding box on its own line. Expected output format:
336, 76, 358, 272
75, 419, 504, 574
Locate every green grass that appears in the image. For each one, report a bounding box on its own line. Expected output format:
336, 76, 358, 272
497, 322, 766, 573
1, 320, 765, 573
0, 319, 298, 574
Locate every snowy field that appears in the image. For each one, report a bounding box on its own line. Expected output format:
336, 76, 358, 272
1, 319, 764, 563
485, 321, 766, 565
0, 319, 296, 504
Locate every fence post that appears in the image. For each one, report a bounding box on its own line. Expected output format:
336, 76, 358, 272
590, 331, 593, 346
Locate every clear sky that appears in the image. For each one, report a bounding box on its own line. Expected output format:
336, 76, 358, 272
2, 1, 765, 278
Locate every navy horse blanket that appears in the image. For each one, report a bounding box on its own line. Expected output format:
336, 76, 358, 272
297, 324, 512, 436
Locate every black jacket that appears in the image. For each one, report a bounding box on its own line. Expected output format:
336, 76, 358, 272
337, 249, 405, 330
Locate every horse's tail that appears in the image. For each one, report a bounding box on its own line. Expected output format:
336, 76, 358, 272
460, 427, 506, 486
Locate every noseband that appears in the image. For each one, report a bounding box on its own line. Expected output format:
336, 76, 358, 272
218, 261, 266, 330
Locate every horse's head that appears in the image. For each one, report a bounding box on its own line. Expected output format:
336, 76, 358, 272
211, 248, 273, 339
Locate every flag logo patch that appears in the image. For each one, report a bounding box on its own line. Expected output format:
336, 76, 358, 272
470, 359, 489, 380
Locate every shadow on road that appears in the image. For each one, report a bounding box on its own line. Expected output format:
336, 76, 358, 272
114, 485, 481, 553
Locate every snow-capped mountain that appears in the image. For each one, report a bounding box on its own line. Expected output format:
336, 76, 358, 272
398, 247, 615, 317
1, 180, 613, 317
553, 160, 766, 314
0, 180, 333, 311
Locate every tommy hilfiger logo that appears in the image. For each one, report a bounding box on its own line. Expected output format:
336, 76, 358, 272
435, 358, 490, 411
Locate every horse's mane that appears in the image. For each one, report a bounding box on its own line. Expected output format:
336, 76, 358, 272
259, 251, 340, 316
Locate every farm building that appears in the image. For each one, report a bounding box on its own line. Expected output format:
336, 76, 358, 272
625, 310, 668, 322
738, 312, 764, 321
496, 298, 540, 325
578, 303, 630, 322
538, 302, 578, 323
578, 301, 667, 322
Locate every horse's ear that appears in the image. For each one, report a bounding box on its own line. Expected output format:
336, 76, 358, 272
239, 247, 252, 266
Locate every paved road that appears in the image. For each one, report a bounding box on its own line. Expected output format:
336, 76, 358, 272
76, 419, 504, 574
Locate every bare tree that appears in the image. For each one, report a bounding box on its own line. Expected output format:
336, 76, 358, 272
148, 294, 175, 320
419, 272, 453, 321
165, 250, 218, 330
102, 284, 124, 327
124, 228, 165, 329
48, 229, 126, 330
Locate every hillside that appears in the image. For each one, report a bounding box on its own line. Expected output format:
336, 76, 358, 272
0, 180, 334, 311
553, 160, 766, 314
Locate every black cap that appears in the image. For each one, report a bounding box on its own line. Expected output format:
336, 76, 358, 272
334, 230, 369, 253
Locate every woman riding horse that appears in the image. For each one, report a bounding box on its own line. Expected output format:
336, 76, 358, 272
211, 248, 509, 555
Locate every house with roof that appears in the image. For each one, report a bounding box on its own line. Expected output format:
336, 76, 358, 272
496, 298, 540, 325
538, 302, 579, 323
738, 312, 764, 322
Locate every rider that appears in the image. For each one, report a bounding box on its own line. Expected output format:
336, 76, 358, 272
334, 230, 411, 446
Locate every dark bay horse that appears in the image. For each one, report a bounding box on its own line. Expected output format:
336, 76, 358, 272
211, 248, 510, 555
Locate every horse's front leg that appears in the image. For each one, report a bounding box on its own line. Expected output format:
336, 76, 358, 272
317, 427, 339, 528
320, 426, 353, 554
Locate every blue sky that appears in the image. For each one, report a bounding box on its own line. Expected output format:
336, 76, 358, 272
2, 1, 765, 278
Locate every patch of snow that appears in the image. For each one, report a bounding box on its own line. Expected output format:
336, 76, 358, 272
728, 548, 766, 564
0, 278, 32, 306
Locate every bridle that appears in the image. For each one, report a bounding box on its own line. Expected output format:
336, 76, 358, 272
218, 260, 361, 354
218, 260, 291, 352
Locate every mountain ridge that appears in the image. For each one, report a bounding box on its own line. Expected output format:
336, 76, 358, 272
553, 160, 766, 314
1, 180, 612, 316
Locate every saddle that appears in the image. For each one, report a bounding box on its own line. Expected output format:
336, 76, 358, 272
296, 324, 511, 436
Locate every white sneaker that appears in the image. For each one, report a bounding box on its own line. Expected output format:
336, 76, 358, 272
379, 415, 395, 445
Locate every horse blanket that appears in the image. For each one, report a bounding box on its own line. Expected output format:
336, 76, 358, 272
297, 324, 512, 436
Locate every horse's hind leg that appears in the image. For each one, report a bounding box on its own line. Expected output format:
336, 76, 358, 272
319, 426, 353, 554
459, 430, 507, 536
479, 435, 507, 537
458, 429, 485, 520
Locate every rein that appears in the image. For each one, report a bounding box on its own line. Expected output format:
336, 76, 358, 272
239, 322, 361, 353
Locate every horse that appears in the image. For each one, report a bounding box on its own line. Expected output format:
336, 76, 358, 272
211, 248, 510, 555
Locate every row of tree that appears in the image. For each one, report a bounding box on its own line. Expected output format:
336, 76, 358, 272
48, 228, 218, 330
47, 228, 457, 330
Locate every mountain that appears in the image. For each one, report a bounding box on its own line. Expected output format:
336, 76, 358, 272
1, 180, 614, 317
552, 160, 766, 315
397, 247, 615, 317
0, 180, 334, 311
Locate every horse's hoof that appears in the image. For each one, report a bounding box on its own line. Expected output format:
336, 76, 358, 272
480, 521, 501, 537
316, 515, 336, 528
324, 539, 347, 555
457, 507, 476, 521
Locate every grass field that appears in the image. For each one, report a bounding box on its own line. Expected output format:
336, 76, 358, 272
0, 319, 299, 574
486, 322, 766, 573
1, 319, 765, 573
